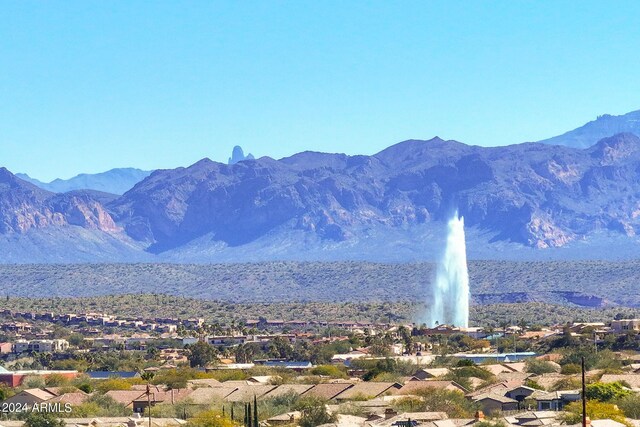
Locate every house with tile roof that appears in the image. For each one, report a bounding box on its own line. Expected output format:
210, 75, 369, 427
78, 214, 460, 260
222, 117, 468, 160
471, 393, 519, 415
530, 389, 581, 411
600, 374, 640, 391
301, 383, 354, 401
0, 388, 57, 406
393, 380, 467, 395
182, 386, 239, 405
132, 389, 193, 413
224, 385, 277, 403
261, 384, 314, 399
334, 382, 402, 401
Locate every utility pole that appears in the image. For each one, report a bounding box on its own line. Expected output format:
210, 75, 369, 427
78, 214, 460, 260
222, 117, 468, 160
582, 356, 587, 427
147, 383, 152, 427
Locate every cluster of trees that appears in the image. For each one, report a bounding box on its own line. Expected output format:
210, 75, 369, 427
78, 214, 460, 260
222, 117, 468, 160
393, 388, 480, 418
233, 336, 357, 366
563, 382, 640, 426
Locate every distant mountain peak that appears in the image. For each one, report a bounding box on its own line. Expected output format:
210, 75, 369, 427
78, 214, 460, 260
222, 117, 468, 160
228, 146, 255, 165
538, 109, 640, 149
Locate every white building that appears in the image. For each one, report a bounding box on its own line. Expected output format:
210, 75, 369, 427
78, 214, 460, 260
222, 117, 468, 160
13, 339, 69, 353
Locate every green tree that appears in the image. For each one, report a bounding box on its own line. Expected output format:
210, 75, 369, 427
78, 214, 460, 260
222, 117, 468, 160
146, 346, 161, 360
295, 397, 336, 427
398, 326, 413, 353
585, 382, 630, 402
266, 337, 294, 359
187, 341, 218, 368
68, 333, 84, 347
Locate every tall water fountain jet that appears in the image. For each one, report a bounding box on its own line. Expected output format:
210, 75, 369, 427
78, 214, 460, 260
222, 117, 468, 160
429, 212, 469, 328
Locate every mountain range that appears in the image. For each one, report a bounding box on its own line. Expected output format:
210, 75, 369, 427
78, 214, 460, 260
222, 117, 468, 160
16, 168, 151, 195
4, 110, 640, 263
3, 127, 640, 262
16, 110, 640, 197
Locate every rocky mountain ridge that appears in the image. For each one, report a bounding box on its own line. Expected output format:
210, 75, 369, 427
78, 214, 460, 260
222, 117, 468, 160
2, 133, 640, 262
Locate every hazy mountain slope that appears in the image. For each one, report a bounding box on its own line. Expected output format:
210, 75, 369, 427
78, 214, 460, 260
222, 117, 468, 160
0, 227, 151, 263
17, 168, 151, 195
537, 109, 640, 148
0, 168, 148, 262
0, 168, 120, 234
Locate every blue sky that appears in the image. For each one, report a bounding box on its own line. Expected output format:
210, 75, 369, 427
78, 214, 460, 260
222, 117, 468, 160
2, 1, 640, 181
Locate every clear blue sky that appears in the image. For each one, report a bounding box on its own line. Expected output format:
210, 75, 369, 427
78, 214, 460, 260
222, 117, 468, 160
2, 1, 640, 181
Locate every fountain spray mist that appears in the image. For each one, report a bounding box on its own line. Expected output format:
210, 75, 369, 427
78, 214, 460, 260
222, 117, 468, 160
429, 212, 469, 328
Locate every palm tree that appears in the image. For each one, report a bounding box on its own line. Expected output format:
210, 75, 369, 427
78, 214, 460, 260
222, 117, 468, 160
499, 320, 510, 337
517, 318, 528, 335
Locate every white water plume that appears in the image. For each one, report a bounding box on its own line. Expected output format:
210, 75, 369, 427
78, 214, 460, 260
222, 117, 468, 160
429, 212, 469, 328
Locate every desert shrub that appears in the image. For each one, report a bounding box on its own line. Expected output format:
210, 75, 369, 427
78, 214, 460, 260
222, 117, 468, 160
151, 400, 201, 419
23, 413, 65, 427
561, 363, 581, 374
22, 375, 46, 389
151, 368, 214, 389
77, 383, 94, 394
208, 370, 248, 382
475, 421, 507, 427
550, 377, 582, 391
45, 374, 70, 387
524, 379, 544, 390
69, 393, 131, 417
354, 358, 415, 381
372, 372, 405, 383
454, 366, 495, 381
256, 392, 300, 420
186, 410, 234, 427
525, 359, 558, 375
615, 393, 640, 419
393, 389, 480, 418
335, 402, 365, 416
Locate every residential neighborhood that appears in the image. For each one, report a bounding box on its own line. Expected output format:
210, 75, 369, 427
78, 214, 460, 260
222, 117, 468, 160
3, 308, 640, 426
